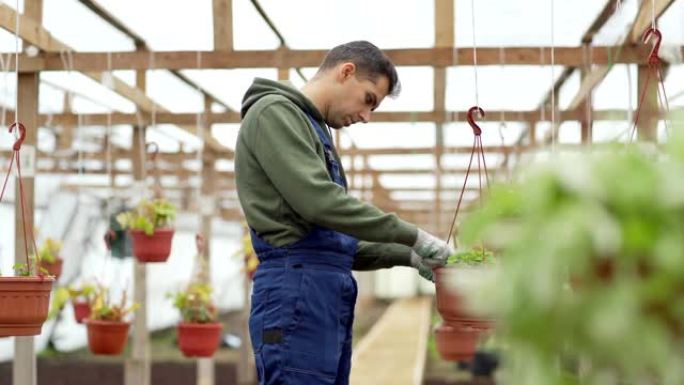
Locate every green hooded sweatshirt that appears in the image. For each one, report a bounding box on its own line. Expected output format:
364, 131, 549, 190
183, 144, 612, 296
235, 78, 418, 270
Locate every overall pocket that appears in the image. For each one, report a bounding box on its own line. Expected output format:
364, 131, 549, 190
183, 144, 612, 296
283, 270, 343, 382
248, 289, 269, 353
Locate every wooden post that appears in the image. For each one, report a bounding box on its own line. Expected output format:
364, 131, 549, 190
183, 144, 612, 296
579, 45, 593, 145
636, 64, 658, 142
125, 67, 150, 385
14, 2, 42, 385
196, 97, 217, 385
434, 0, 453, 238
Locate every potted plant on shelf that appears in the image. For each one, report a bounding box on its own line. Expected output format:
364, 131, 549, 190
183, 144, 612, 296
85, 285, 138, 355
457, 136, 684, 384
169, 281, 222, 357
116, 198, 176, 262
35, 237, 64, 279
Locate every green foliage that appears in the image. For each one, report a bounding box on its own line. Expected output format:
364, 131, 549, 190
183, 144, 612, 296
460, 138, 684, 385
446, 247, 495, 266
12, 258, 48, 276
168, 282, 218, 324
116, 198, 176, 235
48, 283, 98, 319
36, 237, 62, 264
89, 285, 139, 322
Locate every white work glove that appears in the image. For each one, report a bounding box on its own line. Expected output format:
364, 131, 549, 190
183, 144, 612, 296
411, 228, 453, 268
410, 251, 437, 282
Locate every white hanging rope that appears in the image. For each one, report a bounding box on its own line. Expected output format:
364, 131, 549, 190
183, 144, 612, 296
0, 52, 10, 128
195, 51, 205, 227
539, 47, 546, 123
651, 0, 656, 28
470, 0, 479, 106
13, 0, 19, 128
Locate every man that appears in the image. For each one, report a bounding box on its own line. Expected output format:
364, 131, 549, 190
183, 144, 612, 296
236, 41, 453, 385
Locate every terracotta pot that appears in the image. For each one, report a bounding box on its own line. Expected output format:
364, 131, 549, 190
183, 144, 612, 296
72, 300, 91, 324
0, 276, 54, 337
177, 322, 222, 357
86, 319, 130, 355
129, 229, 174, 263
434, 267, 493, 330
40, 258, 63, 279
434, 322, 481, 362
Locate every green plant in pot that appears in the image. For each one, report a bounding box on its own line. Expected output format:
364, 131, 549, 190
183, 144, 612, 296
49, 283, 97, 324
85, 285, 139, 355
458, 135, 684, 384
169, 280, 222, 357
0, 123, 55, 337
117, 198, 176, 262
35, 237, 64, 279
433, 247, 498, 362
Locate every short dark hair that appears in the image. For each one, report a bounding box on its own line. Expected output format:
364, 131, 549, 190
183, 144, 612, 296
318, 41, 401, 97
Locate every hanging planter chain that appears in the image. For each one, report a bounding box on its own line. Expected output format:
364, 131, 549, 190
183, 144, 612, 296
0, 122, 40, 275
629, 27, 670, 142
446, 107, 491, 245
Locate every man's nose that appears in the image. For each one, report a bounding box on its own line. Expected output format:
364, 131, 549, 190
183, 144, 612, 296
359, 109, 371, 123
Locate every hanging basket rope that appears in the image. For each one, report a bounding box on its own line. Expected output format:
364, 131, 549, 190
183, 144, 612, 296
629, 27, 671, 142
446, 106, 491, 245
146, 141, 163, 199
1, 122, 41, 275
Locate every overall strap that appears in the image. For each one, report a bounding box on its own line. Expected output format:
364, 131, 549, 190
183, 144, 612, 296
305, 114, 346, 190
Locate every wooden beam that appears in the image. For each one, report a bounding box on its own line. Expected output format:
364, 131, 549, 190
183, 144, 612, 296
0, 4, 233, 155
37, 108, 662, 127
14, 2, 42, 385
567, 0, 676, 113
7, 45, 673, 72
213, 0, 233, 51
630, 0, 676, 43
582, 0, 621, 44
636, 64, 659, 141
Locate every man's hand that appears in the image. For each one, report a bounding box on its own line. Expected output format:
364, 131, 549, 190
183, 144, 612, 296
410, 251, 437, 281
411, 228, 453, 269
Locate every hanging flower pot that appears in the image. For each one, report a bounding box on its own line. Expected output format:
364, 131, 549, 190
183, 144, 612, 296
85, 319, 130, 355
177, 322, 222, 357
434, 259, 495, 331
434, 322, 481, 362
116, 198, 177, 263
85, 285, 138, 355
129, 228, 175, 263
0, 276, 55, 337
40, 257, 63, 279
73, 300, 91, 324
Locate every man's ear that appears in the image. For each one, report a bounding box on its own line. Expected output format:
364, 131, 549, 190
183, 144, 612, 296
338, 62, 356, 82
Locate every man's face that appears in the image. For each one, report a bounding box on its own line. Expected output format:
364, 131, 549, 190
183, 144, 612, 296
327, 63, 390, 129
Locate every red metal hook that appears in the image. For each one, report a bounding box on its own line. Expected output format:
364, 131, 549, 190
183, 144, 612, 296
642, 27, 662, 66
146, 142, 159, 161
9, 122, 26, 151
467, 106, 485, 136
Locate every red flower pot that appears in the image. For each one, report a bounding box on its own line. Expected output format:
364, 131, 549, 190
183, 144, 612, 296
434, 322, 481, 362
40, 257, 63, 279
129, 229, 174, 263
0, 276, 54, 337
72, 301, 91, 324
177, 322, 222, 357
86, 319, 130, 355
434, 267, 493, 330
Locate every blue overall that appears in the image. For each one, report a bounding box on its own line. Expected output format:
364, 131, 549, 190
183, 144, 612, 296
248, 114, 359, 385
